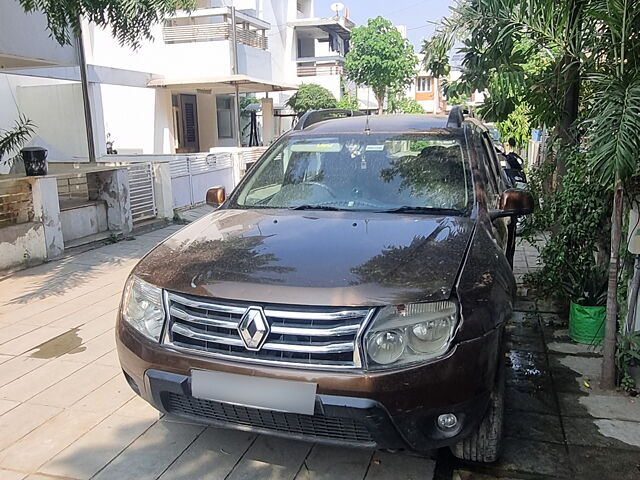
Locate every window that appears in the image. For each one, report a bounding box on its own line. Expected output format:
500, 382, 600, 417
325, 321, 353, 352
416, 77, 433, 92
216, 96, 233, 139
234, 133, 471, 212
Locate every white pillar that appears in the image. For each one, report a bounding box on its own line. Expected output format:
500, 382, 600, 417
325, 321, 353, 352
261, 97, 274, 145
152, 162, 174, 219
31, 177, 64, 259
89, 169, 133, 235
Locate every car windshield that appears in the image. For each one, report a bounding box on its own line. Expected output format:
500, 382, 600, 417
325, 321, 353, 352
233, 133, 471, 213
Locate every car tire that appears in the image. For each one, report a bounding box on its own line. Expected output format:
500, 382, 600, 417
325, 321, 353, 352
450, 352, 505, 463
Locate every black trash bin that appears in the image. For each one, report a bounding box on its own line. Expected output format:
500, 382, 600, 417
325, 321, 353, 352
21, 147, 48, 176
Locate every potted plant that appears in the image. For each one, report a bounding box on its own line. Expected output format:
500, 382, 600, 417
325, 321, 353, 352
0, 115, 35, 174
563, 265, 607, 345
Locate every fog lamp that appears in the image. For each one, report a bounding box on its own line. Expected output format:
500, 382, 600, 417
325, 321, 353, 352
437, 413, 458, 430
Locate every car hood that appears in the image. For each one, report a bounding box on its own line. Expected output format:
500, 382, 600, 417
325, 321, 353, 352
134, 209, 475, 307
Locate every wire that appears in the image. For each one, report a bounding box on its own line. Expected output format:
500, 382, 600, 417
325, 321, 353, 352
407, 24, 431, 31
381, 0, 429, 17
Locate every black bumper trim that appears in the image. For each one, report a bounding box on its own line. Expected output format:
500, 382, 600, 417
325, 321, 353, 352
140, 369, 489, 451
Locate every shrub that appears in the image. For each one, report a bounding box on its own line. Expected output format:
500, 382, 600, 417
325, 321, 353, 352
286, 84, 337, 115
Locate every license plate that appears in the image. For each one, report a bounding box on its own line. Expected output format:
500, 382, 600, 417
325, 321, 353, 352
191, 370, 317, 415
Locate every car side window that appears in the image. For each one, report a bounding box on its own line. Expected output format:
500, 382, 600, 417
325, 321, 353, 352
477, 134, 499, 200
481, 133, 506, 192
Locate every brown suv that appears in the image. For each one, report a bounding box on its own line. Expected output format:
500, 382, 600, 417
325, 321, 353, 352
117, 109, 533, 462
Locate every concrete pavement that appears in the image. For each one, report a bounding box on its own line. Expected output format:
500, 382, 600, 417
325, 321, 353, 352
1, 219, 639, 479
0, 223, 435, 480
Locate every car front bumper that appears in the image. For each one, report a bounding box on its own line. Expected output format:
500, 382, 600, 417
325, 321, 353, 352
117, 319, 501, 451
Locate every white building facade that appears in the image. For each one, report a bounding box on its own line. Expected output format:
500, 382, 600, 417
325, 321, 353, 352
0, 0, 354, 271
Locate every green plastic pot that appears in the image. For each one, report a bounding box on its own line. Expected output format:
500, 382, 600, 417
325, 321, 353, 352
569, 302, 605, 344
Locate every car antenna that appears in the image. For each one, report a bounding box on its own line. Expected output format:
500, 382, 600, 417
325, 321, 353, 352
364, 88, 371, 134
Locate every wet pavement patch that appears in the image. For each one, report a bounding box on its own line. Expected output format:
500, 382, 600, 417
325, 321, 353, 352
28, 327, 85, 358
567, 446, 640, 480
505, 386, 559, 416
496, 438, 572, 477
563, 417, 640, 451
512, 300, 538, 312
505, 350, 553, 392
503, 412, 564, 444
547, 354, 601, 394
505, 335, 546, 354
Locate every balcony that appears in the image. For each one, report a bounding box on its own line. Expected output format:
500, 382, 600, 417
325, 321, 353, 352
296, 57, 344, 77
163, 7, 269, 50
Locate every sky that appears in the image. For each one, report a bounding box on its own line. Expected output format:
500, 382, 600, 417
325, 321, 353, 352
314, 0, 454, 49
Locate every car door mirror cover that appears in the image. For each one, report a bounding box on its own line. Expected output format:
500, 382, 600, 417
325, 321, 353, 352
490, 188, 534, 219
206, 186, 226, 207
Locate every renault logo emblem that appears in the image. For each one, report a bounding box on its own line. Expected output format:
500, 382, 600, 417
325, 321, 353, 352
238, 307, 270, 351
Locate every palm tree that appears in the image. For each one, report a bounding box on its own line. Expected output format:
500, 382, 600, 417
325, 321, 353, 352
581, 0, 640, 388
423, 0, 640, 388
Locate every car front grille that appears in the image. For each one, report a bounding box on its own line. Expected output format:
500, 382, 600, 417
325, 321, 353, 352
162, 392, 375, 445
164, 292, 373, 369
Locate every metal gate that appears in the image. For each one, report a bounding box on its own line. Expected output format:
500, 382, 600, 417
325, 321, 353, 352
170, 153, 234, 209
127, 163, 157, 223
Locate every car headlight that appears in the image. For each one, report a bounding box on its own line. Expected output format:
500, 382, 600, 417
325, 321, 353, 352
121, 275, 165, 341
364, 301, 458, 369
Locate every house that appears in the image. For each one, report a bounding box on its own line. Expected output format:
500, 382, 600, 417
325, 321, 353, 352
0, 0, 355, 272
410, 54, 442, 114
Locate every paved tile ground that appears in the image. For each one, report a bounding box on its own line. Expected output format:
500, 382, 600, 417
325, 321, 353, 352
0, 221, 435, 480
1, 219, 638, 480
449, 239, 640, 480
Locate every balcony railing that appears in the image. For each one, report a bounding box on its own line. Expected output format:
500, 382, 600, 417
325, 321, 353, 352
163, 7, 269, 50
296, 59, 344, 77
163, 23, 268, 49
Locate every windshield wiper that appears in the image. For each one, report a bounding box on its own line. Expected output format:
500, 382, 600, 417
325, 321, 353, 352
379, 206, 464, 215
289, 204, 348, 211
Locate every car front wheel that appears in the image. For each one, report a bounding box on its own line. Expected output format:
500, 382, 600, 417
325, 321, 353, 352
450, 353, 505, 463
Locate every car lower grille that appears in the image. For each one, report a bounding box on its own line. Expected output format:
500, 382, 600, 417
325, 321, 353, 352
163, 392, 374, 445
164, 292, 373, 369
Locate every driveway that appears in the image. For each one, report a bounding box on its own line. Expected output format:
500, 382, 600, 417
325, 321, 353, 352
2, 221, 639, 480
0, 224, 436, 480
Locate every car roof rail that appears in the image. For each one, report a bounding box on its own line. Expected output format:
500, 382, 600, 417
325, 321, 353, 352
446, 105, 464, 128
293, 109, 365, 130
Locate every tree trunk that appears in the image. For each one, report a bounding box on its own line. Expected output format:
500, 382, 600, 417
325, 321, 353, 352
374, 90, 385, 115
601, 179, 624, 390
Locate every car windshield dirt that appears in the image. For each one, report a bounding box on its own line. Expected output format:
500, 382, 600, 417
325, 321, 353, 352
233, 133, 471, 213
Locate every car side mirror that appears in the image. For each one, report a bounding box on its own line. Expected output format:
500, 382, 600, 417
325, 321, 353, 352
491, 188, 534, 219
206, 186, 226, 207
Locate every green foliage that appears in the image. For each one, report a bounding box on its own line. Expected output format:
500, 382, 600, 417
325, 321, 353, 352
0, 114, 35, 167
345, 17, 417, 111
18, 0, 195, 48
336, 94, 359, 110
523, 154, 611, 300
561, 265, 608, 306
421, 1, 573, 128
497, 103, 531, 149
584, 75, 640, 184
240, 96, 260, 109
285, 84, 337, 115
387, 91, 425, 114
616, 331, 640, 391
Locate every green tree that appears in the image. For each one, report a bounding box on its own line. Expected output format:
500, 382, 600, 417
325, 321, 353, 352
17, 0, 195, 48
421, 1, 584, 176
581, 0, 640, 389
345, 17, 417, 114
425, 0, 640, 389
285, 84, 337, 116
336, 94, 359, 110
387, 92, 425, 114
